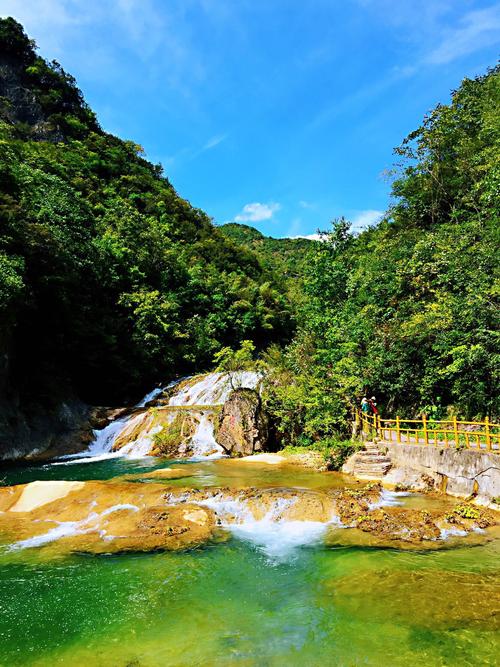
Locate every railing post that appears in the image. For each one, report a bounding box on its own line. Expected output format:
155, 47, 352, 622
485, 416, 491, 451
422, 414, 429, 445
396, 415, 401, 443
453, 416, 459, 448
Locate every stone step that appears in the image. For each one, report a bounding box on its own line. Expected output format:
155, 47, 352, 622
353, 472, 391, 480
356, 453, 390, 461
351, 441, 393, 479
363, 445, 383, 453
354, 462, 392, 474
354, 461, 392, 468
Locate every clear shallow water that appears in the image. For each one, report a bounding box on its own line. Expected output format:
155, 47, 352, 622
1, 460, 499, 666
0, 457, 352, 490
1, 539, 498, 666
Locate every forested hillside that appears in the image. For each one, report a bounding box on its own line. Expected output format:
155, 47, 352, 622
0, 17, 497, 458
0, 18, 292, 420
262, 65, 499, 447
220, 223, 314, 305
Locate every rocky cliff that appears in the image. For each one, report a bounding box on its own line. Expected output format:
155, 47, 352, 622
217, 388, 269, 457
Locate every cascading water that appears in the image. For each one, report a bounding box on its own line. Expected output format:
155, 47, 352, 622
166, 489, 344, 562
54, 415, 131, 464
8, 503, 140, 551
168, 371, 260, 406
59, 371, 261, 464
186, 413, 223, 459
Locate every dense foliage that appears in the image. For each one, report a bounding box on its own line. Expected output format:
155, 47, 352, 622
0, 18, 497, 454
220, 223, 314, 307
261, 66, 499, 447
0, 19, 292, 405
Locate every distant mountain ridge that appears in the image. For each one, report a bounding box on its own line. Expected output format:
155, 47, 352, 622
220, 222, 316, 283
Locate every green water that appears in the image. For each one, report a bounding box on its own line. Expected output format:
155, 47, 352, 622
1, 459, 499, 666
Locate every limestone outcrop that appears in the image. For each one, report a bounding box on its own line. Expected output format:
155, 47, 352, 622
1, 477, 497, 556
217, 388, 269, 457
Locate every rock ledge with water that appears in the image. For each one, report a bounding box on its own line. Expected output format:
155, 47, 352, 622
1, 479, 497, 556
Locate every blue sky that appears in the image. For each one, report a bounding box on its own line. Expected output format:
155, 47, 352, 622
1, 1, 499, 238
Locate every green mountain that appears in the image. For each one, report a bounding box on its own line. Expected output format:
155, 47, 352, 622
0, 18, 293, 451
262, 65, 500, 448
219, 223, 316, 308
0, 17, 497, 458
220, 223, 314, 278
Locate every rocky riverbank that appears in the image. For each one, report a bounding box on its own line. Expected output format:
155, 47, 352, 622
1, 475, 497, 556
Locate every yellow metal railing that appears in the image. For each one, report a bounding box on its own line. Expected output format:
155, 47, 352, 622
359, 412, 500, 453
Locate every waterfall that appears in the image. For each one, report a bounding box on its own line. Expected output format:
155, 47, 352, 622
57, 371, 260, 464
186, 413, 223, 459
165, 490, 344, 562
168, 371, 260, 407
54, 416, 131, 464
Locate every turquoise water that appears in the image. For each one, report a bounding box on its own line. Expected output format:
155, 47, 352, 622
1, 459, 499, 666
1, 457, 181, 485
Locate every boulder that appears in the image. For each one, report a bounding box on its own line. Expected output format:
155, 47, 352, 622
217, 388, 269, 457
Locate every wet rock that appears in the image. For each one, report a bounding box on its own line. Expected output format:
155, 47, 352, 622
1, 480, 498, 555
0, 480, 217, 554
217, 388, 269, 457
0, 397, 95, 461
334, 483, 382, 524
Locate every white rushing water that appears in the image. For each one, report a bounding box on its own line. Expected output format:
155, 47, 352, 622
135, 386, 164, 407
168, 491, 342, 562
168, 371, 261, 406
187, 414, 224, 459
368, 489, 411, 510
56, 372, 260, 464
8, 504, 139, 551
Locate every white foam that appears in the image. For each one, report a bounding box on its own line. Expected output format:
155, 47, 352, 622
439, 527, 469, 539
8, 504, 139, 551
368, 489, 410, 510
55, 415, 130, 464
9, 521, 85, 550
188, 414, 224, 459
230, 520, 328, 561
177, 492, 339, 562
168, 371, 261, 407
54, 372, 260, 465
118, 424, 162, 458
135, 386, 164, 407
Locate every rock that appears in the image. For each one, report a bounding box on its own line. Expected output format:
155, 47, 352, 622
137, 467, 195, 480
0, 396, 95, 461
217, 388, 269, 457
0, 480, 217, 554
8, 480, 85, 512
1, 479, 498, 555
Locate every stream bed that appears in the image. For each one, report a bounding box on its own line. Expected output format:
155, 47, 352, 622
1, 456, 499, 666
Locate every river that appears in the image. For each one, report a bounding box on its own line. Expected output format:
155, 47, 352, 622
0, 375, 498, 666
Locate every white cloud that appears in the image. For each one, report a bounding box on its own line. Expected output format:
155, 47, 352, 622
298, 200, 316, 210
234, 202, 281, 223
425, 5, 500, 65
351, 209, 384, 229
203, 133, 228, 150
